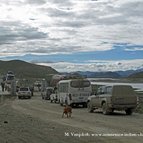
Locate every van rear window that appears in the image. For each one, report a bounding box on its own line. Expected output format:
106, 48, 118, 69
112, 86, 135, 96
70, 80, 90, 88
20, 88, 29, 91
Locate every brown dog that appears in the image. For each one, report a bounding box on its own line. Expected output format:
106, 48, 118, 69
62, 105, 72, 118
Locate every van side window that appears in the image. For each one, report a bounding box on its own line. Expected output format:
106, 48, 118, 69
59, 83, 68, 93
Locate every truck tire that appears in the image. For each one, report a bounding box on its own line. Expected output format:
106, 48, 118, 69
125, 108, 133, 115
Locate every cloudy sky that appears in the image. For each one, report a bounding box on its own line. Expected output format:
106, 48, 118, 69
0, 0, 143, 72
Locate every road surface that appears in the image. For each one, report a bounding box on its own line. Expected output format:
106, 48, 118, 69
0, 93, 143, 143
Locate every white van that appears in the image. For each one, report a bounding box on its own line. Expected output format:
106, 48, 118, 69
57, 79, 92, 107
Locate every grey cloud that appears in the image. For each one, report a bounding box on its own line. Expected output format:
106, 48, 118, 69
27, 49, 49, 53
49, 0, 73, 6
49, 8, 74, 17
43, 12, 88, 28
18, 27, 48, 40
0, 26, 19, 45
0, 21, 48, 46
55, 19, 87, 28
40, 7, 75, 18
25, 0, 46, 5
59, 29, 78, 35
0, 0, 24, 5
0, 34, 18, 45
38, 1, 96, 28
119, 1, 143, 17
97, 15, 129, 25
97, 1, 143, 25
46, 1, 122, 27
25, 41, 82, 54
0, 0, 143, 57
72, 1, 143, 26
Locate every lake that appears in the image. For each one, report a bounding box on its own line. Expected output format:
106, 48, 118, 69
89, 78, 143, 92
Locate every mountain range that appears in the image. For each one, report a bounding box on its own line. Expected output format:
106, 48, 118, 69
66, 69, 143, 78
0, 60, 143, 80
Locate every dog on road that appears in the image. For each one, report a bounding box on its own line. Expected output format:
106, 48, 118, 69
62, 105, 72, 118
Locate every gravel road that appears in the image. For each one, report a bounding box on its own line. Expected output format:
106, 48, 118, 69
0, 93, 143, 143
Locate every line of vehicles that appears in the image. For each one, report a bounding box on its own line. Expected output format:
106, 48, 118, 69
1, 71, 34, 99
41, 78, 139, 115
2, 71, 139, 115
42, 79, 92, 108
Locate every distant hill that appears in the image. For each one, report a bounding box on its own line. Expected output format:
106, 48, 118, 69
67, 71, 121, 78
128, 71, 143, 78
66, 69, 143, 78
0, 60, 58, 79
93, 71, 121, 78
116, 68, 143, 77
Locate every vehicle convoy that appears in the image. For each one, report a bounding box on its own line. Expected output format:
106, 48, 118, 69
17, 87, 31, 99
87, 85, 138, 115
57, 79, 92, 107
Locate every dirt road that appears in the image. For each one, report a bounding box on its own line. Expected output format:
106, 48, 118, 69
0, 93, 143, 143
